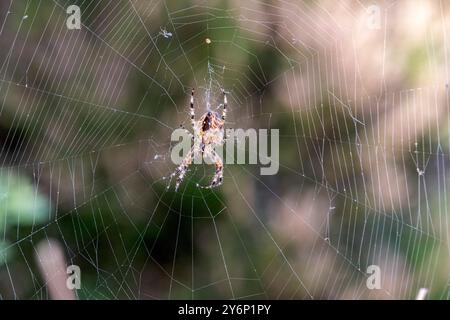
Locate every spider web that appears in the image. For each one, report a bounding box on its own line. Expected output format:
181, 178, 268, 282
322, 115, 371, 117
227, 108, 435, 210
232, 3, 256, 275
0, 0, 449, 299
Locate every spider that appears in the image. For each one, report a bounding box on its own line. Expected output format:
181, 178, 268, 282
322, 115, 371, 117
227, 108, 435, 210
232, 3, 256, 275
170, 88, 227, 191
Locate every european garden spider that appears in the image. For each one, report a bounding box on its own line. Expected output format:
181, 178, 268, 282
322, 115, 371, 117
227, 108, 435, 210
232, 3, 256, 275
171, 88, 227, 191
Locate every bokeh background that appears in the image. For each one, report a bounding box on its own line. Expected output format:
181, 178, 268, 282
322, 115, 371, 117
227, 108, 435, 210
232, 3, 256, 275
0, 0, 449, 299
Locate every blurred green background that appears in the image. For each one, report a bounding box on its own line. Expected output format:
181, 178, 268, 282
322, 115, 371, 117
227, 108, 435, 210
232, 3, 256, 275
0, 0, 449, 299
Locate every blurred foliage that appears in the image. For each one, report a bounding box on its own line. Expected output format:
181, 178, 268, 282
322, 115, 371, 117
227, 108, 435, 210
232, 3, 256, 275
0, 0, 449, 300
0, 174, 50, 265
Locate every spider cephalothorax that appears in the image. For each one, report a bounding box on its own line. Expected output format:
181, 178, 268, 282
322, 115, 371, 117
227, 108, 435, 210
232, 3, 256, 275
170, 88, 227, 191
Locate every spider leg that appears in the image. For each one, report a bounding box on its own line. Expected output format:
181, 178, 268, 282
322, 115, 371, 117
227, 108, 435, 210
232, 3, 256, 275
170, 149, 194, 191
221, 89, 227, 121
190, 88, 196, 129
207, 150, 223, 188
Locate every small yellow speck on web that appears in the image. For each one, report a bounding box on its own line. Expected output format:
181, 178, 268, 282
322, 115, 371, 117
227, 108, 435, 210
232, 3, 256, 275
205, 38, 211, 44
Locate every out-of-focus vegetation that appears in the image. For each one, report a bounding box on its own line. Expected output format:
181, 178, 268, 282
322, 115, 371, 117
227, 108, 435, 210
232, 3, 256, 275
0, 0, 449, 299
0, 174, 50, 266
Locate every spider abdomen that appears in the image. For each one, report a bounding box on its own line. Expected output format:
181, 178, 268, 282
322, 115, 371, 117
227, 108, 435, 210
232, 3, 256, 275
196, 111, 224, 146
